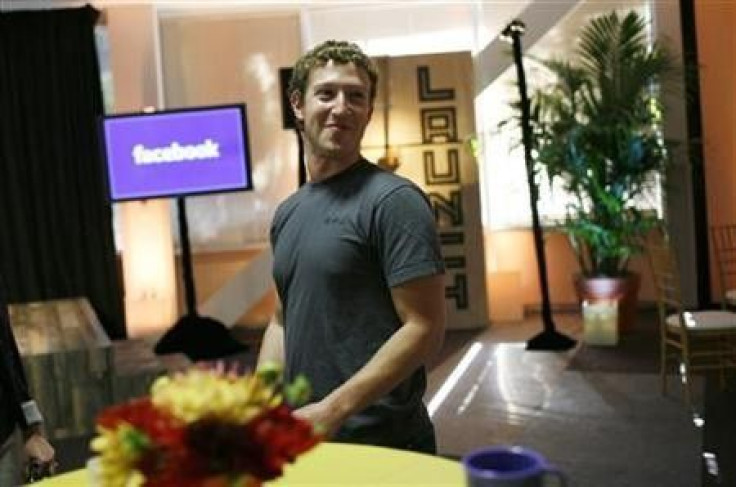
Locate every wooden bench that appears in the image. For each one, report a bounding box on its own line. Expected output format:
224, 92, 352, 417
9, 297, 189, 441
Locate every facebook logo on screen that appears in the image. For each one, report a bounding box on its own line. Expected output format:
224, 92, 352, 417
131, 139, 221, 165
101, 105, 252, 201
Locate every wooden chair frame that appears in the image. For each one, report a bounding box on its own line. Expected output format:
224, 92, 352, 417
711, 224, 736, 309
645, 231, 736, 406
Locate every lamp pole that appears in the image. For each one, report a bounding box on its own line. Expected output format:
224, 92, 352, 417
501, 20, 576, 351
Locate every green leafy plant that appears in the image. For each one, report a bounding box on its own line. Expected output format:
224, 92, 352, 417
523, 10, 677, 277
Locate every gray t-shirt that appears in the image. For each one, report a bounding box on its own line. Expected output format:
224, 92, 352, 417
270, 159, 444, 447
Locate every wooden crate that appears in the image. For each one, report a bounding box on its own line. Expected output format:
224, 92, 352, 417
111, 338, 189, 403
9, 298, 112, 440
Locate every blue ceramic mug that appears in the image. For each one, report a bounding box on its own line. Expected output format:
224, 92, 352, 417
462, 446, 567, 486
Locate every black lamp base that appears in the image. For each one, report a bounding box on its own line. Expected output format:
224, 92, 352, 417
154, 313, 247, 361
526, 329, 577, 351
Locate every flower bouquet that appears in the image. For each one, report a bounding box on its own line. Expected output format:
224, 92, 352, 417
90, 363, 321, 487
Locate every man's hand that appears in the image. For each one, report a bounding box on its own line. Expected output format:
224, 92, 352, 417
23, 431, 57, 482
293, 400, 347, 438
24, 432, 55, 464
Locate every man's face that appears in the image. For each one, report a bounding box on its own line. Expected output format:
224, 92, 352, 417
291, 60, 374, 164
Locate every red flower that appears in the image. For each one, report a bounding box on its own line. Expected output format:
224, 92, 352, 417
245, 405, 322, 480
97, 398, 183, 445
174, 405, 321, 482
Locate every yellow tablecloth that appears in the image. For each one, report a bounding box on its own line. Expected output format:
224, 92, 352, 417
35, 442, 465, 486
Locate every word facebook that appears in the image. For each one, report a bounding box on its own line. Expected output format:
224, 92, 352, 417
131, 139, 220, 165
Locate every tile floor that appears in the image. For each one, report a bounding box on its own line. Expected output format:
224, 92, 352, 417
427, 312, 733, 487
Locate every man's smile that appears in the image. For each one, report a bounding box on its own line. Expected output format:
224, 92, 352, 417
325, 122, 351, 130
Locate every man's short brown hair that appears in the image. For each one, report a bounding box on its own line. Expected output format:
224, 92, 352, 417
288, 40, 378, 102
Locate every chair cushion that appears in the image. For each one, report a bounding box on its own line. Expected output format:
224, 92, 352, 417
666, 310, 736, 331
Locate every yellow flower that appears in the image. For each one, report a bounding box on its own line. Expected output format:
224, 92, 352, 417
91, 424, 149, 487
151, 368, 281, 424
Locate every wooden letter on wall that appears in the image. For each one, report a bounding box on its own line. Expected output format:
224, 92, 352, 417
428, 190, 464, 226
417, 66, 455, 101
445, 274, 469, 309
424, 149, 460, 185
421, 107, 458, 144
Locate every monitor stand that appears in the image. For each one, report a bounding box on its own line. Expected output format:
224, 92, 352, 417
154, 197, 247, 361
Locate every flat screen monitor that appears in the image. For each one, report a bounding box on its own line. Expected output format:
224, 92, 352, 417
99, 104, 253, 201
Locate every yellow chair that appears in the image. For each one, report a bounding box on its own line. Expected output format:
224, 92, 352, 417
645, 229, 736, 406
710, 224, 736, 308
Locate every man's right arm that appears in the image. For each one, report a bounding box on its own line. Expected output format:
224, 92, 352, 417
256, 295, 285, 367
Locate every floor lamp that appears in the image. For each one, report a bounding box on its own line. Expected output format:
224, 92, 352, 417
501, 20, 576, 351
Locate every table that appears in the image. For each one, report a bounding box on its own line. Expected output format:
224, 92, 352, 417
35, 442, 465, 486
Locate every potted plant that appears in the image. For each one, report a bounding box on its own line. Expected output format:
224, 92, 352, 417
523, 10, 678, 331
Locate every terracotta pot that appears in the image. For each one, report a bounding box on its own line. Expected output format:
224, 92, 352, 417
574, 273, 641, 333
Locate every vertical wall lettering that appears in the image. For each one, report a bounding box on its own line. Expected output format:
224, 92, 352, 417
417, 65, 468, 310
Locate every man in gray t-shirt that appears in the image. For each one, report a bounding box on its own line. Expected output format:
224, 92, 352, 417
258, 41, 446, 453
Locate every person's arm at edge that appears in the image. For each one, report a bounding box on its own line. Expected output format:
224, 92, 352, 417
256, 294, 285, 368
1, 297, 55, 464
294, 273, 446, 436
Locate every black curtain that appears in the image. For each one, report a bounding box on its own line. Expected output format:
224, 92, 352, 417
0, 6, 124, 339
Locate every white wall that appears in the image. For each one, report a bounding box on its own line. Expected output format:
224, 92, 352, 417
159, 11, 302, 250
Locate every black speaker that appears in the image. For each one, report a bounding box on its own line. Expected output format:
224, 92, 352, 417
279, 67, 296, 130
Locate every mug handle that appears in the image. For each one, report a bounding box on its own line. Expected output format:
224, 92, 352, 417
543, 465, 568, 486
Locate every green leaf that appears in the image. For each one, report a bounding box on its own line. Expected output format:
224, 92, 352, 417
284, 374, 312, 407
256, 361, 283, 386
122, 427, 151, 456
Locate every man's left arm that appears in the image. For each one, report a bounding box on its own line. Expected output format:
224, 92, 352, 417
294, 273, 446, 436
